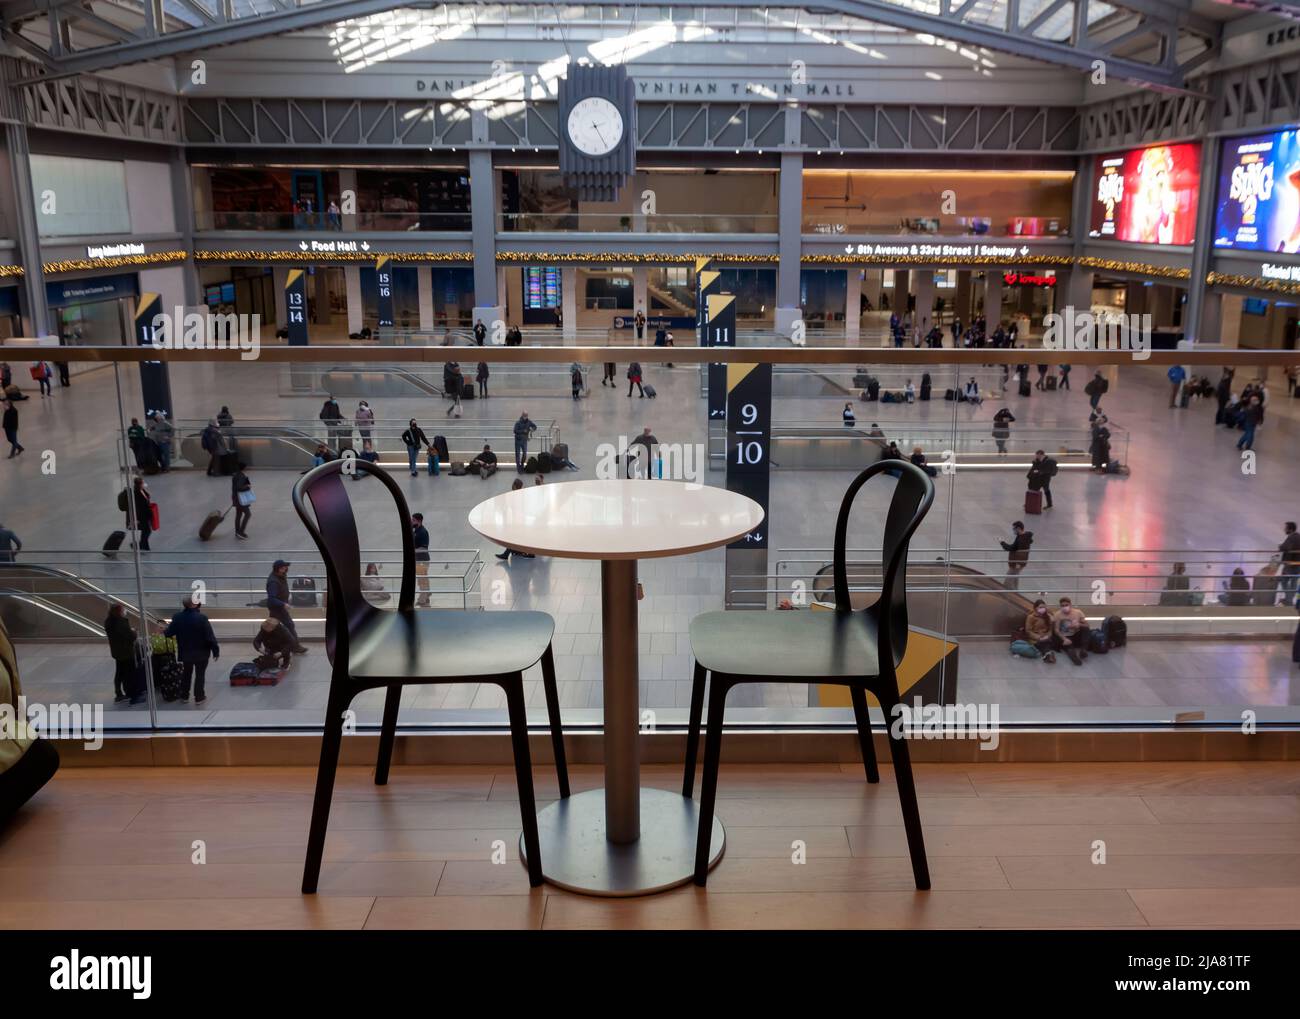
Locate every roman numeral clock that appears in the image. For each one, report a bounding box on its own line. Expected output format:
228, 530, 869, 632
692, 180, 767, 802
558, 64, 636, 202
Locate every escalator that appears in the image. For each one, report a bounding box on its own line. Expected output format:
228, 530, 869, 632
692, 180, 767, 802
0, 564, 157, 640
812, 562, 1034, 637
319, 365, 443, 400
178, 424, 321, 470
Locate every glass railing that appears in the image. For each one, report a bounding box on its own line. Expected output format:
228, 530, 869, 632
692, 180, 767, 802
194, 210, 473, 232
501, 212, 779, 233
4, 347, 1295, 733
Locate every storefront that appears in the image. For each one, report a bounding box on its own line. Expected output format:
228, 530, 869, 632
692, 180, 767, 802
45, 273, 139, 346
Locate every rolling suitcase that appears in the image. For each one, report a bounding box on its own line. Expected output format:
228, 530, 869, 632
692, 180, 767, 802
102, 530, 126, 558
199, 507, 229, 541
1024, 489, 1043, 515
1045, 375, 1058, 391
1019, 379, 1032, 397
643, 384, 657, 399
461, 381, 476, 400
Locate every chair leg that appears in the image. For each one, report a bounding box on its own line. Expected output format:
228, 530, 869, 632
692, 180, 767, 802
878, 684, 931, 891
540, 644, 570, 799
682, 660, 706, 797
849, 686, 880, 784
302, 689, 349, 894
693, 675, 728, 886
375, 683, 401, 786
504, 675, 544, 887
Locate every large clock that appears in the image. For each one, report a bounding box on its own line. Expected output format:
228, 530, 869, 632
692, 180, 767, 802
558, 64, 635, 202
567, 96, 625, 157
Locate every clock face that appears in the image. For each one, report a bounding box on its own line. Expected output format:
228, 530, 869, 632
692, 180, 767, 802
566, 96, 625, 157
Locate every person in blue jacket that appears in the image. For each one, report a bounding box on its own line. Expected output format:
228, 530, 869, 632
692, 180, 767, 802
164, 597, 220, 704
1167, 364, 1186, 408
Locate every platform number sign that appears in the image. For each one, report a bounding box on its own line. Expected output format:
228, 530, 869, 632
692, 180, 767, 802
375, 256, 394, 329
706, 291, 736, 421
132, 291, 174, 420
285, 269, 308, 346
725, 362, 771, 550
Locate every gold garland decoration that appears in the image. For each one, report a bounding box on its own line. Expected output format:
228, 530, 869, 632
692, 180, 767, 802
41, 250, 189, 274
802, 253, 1073, 266
194, 250, 474, 263
1206, 270, 1300, 296
0, 264, 22, 279
1074, 256, 1190, 280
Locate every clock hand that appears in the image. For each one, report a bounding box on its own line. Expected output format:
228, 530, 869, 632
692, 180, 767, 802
591, 122, 606, 147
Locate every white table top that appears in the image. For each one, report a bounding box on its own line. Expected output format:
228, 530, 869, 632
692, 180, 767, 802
467, 479, 765, 560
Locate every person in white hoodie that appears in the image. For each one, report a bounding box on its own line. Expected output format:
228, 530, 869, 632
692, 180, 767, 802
355, 401, 375, 443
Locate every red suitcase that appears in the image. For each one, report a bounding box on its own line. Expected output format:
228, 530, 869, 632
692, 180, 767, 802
1024, 489, 1043, 515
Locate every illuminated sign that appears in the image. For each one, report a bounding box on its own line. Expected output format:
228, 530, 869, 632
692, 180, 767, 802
1088, 143, 1201, 245
86, 242, 145, 259
1002, 272, 1056, 287
1213, 129, 1300, 253
842, 242, 1031, 260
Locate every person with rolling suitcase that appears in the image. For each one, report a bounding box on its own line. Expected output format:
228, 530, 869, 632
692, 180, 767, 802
164, 596, 220, 704
1026, 449, 1057, 511
120, 476, 153, 551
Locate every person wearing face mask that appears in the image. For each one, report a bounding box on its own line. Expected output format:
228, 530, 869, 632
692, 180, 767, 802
1024, 599, 1056, 663
1052, 597, 1089, 666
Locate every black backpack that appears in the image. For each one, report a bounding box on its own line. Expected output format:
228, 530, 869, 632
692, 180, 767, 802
1045, 457, 1059, 478
1103, 615, 1127, 648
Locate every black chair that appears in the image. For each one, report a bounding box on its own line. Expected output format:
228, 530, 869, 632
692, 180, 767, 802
291, 459, 569, 893
683, 459, 935, 888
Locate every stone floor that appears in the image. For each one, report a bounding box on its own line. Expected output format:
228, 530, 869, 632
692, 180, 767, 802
1, 351, 1297, 726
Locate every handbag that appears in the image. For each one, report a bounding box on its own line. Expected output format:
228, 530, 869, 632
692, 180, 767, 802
238, 488, 256, 506
149, 502, 160, 530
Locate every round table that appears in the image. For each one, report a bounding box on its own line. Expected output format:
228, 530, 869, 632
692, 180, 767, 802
469, 479, 765, 895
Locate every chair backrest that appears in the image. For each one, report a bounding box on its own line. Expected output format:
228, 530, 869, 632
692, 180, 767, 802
290, 459, 416, 665
831, 460, 935, 672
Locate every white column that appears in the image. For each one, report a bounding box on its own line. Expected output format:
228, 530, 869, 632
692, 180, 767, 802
561, 266, 578, 344
844, 269, 861, 345
632, 266, 648, 323
345, 265, 363, 334
913, 270, 935, 336
418, 266, 434, 331
1219, 294, 1243, 348
273, 267, 289, 328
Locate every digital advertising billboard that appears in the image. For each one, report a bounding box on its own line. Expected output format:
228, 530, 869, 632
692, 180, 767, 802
1089, 142, 1201, 245
1213, 128, 1300, 253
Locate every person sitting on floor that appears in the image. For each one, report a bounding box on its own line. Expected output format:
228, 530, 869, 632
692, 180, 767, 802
472, 443, 498, 479
1025, 599, 1056, 663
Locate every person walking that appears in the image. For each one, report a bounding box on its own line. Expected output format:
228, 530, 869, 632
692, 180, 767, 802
1058, 363, 1071, 390
2, 399, 22, 458
231, 462, 254, 540
201, 419, 229, 476
1026, 449, 1058, 509
1215, 369, 1234, 423
105, 603, 139, 703
0, 523, 21, 563
999, 520, 1033, 590
992, 407, 1015, 454
513, 411, 536, 472
1034, 363, 1048, 390
1090, 415, 1112, 472
34, 361, 51, 397
570, 362, 584, 400
412, 512, 431, 607
444, 362, 464, 417
602, 362, 616, 387
122, 476, 153, 551
473, 318, 487, 346
1084, 370, 1108, 410
265, 560, 308, 653
634, 309, 646, 344
319, 394, 346, 449
354, 401, 374, 443
627, 361, 645, 398
164, 596, 220, 704
1279, 522, 1300, 602
146, 411, 173, 472
1237, 395, 1263, 451
401, 419, 430, 477
1167, 364, 1187, 408
476, 361, 489, 399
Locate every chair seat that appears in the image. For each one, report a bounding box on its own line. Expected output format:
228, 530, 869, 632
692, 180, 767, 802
690, 609, 881, 681
349, 608, 554, 681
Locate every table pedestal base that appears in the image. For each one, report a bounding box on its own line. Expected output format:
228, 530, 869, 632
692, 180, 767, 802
521, 788, 725, 896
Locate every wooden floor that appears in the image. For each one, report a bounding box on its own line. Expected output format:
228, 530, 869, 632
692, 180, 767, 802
1, 761, 1299, 930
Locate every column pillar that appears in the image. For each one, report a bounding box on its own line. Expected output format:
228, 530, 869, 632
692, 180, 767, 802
3, 120, 49, 336
632, 266, 648, 324
418, 266, 434, 331
273, 267, 289, 328
561, 267, 577, 343
1183, 137, 1220, 346
1219, 293, 1242, 348
985, 270, 1004, 326
169, 152, 201, 306
345, 265, 363, 334
468, 115, 502, 335
775, 148, 803, 338
914, 270, 935, 336
844, 268, 861, 345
